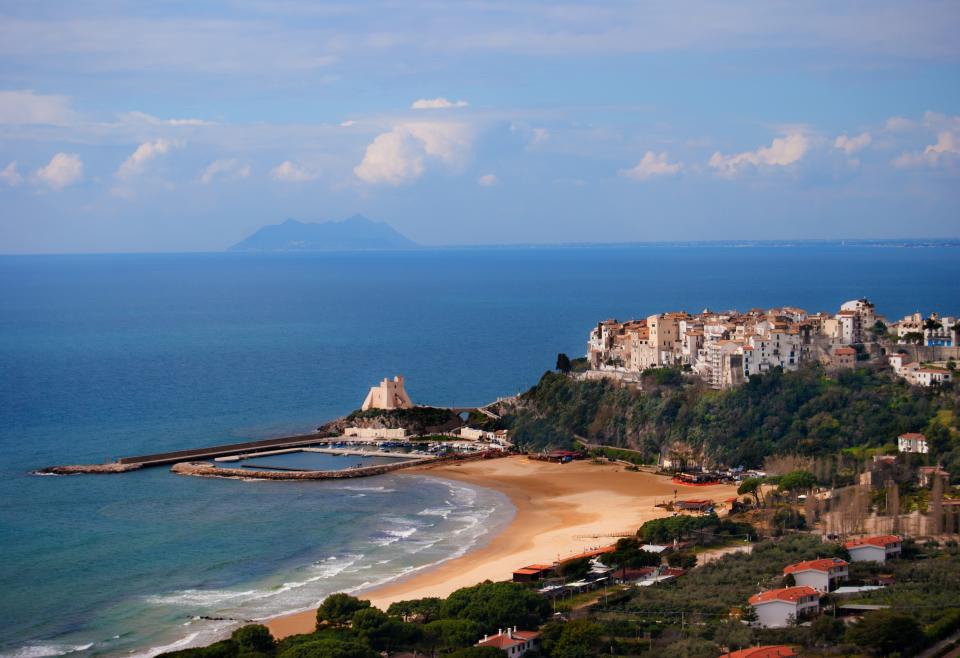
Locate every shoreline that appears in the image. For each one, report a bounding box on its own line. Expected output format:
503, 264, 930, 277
264, 456, 738, 639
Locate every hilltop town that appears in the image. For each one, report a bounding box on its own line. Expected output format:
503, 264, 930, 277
586, 299, 957, 389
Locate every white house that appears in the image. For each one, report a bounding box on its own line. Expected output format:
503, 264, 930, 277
783, 558, 848, 593
476, 628, 540, 658
913, 368, 953, 387
898, 433, 928, 454
844, 535, 902, 563
748, 586, 821, 628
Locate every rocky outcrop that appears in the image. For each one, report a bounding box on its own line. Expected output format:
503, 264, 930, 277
319, 406, 463, 436
35, 462, 143, 475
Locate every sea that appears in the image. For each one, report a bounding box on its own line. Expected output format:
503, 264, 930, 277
1, 244, 958, 657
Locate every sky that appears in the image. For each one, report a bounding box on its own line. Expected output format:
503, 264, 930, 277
0, 1, 959, 253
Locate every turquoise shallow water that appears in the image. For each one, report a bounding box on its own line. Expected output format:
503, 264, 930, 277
1, 245, 958, 657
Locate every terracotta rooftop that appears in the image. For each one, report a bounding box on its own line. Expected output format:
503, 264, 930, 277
898, 433, 926, 441
477, 631, 539, 650
722, 647, 797, 658
783, 558, 848, 575
748, 586, 819, 605
844, 535, 901, 549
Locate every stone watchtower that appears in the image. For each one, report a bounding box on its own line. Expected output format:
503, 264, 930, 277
361, 375, 414, 411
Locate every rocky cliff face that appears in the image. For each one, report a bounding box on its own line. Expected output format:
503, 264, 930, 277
319, 406, 463, 436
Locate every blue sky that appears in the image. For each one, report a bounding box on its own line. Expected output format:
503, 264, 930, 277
0, 1, 958, 253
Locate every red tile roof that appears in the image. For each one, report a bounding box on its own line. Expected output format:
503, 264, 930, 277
898, 433, 926, 441
722, 646, 797, 658
783, 558, 848, 575
748, 586, 819, 605
844, 535, 901, 549
477, 631, 540, 650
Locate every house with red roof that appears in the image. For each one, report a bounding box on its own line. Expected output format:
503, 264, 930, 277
844, 535, 902, 563
898, 433, 928, 454
476, 628, 540, 658
783, 557, 848, 592
748, 586, 820, 628
719, 647, 796, 658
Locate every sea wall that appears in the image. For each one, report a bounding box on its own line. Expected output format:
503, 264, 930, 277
37, 462, 143, 475
171, 458, 428, 480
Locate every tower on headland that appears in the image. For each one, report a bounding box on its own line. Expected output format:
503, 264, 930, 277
361, 375, 414, 411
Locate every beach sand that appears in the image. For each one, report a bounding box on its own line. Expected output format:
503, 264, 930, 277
264, 456, 738, 639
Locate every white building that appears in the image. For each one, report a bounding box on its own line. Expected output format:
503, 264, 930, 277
748, 586, 821, 628
476, 629, 540, 658
782, 558, 848, 593
361, 375, 414, 411
898, 432, 928, 454
844, 535, 902, 563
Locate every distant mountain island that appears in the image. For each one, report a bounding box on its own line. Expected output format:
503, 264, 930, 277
229, 215, 418, 252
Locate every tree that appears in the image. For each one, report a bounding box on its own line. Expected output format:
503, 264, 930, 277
551, 620, 603, 658
421, 619, 481, 653
737, 477, 765, 506
446, 648, 504, 658
231, 625, 275, 654
316, 593, 371, 629
870, 320, 888, 339
902, 331, 924, 345
556, 353, 572, 373
277, 639, 379, 658
387, 597, 442, 622
844, 610, 924, 656
777, 470, 817, 502
438, 581, 551, 634
600, 537, 662, 569
713, 620, 751, 651
667, 552, 697, 569
558, 557, 591, 581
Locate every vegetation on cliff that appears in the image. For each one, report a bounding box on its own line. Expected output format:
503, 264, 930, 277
505, 365, 960, 475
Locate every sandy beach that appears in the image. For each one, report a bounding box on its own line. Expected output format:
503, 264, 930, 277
264, 456, 738, 639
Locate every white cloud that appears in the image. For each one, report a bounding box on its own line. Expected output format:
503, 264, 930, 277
119, 111, 212, 127
270, 160, 319, 182
0, 90, 77, 125
834, 131, 872, 155
478, 173, 499, 186
199, 158, 250, 184
531, 127, 549, 145
1, 161, 23, 186
340, 120, 356, 127
34, 152, 83, 189
885, 116, 915, 132
354, 122, 472, 185
619, 151, 682, 181
894, 131, 960, 168
411, 97, 469, 110
116, 138, 182, 179
709, 132, 809, 177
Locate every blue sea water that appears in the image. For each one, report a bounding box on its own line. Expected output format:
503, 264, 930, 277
1, 245, 959, 657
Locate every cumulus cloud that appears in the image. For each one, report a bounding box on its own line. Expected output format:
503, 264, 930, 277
709, 132, 808, 177
834, 131, 872, 155
411, 97, 469, 110
354, 122, 472, 185
619, 151, 682, 181
894, 131, 960, 168
34, 153, 83, 189
340, 120, 356, 127
116, 138, 182, 179
1, 161, 23, 186
199, 158, 250, 184
270, 160, 319, 182
478, 173, 499, 186
885, 116, 915, 132
0, 90, 77, 125
120, 111, 212, 127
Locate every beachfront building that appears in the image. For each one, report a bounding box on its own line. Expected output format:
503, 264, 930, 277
476, 629, 540, 658
361, 375, 413, 411
898, 432, 929, 454
844, 535, 902, 563
719, 647, 796, 658
343, 427, 408, 439
783, 558, 848, 592
748, 586, 821, 628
